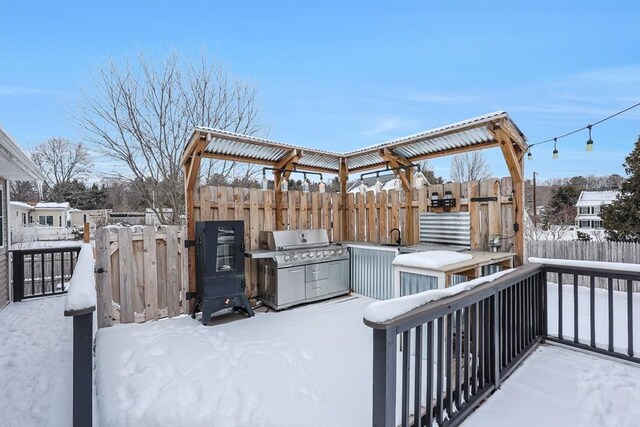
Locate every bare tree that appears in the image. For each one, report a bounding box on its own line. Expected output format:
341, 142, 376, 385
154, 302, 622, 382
449, 151, 491, 182
30, 137, 92, 201
74, 51, 263, 224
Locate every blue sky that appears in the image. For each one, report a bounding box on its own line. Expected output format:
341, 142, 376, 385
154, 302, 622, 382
1, 0, 639, 182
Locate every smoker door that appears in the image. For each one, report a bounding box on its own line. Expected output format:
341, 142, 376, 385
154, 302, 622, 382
276, 267, 306, 306
197, 220, 245, 278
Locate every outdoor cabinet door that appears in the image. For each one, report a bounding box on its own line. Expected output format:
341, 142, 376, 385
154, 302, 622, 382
277, 267, 306, 305
325, 260, 349, 294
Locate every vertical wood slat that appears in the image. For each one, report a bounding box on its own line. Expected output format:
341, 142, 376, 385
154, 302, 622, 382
166, 227, 179, 318
331, 193, 341, 242
96, 228, 112, 328
143, 226, 159, 321
367, 192, 377, 243
357, 193, 365, 241
379, 191, 388, 244
180, 225, 190, 315
118, 227, 135, 324
322, 193, 331, 236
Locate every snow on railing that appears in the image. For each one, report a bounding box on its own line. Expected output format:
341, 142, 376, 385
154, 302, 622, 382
64, 243, 96, 315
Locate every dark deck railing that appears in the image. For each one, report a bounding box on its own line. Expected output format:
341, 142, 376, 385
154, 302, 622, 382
365, 262, 639, 427
11, 246, 81, 301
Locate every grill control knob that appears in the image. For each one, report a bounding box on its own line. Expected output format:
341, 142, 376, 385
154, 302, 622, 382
308, 252, 314, 258
337, 249, 343, 255
323, 251, 328, 257
301, 253, 307, 259
284, 255, 291, 262
316, 251, 322, 258
330, 250, 336, 256
292, 254, 298, 260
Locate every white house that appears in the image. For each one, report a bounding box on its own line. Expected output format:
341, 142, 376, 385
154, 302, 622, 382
347, 171, 430, 194
69, 208, 110, 228
0, 127, 45, 308
575, 190, 620, 229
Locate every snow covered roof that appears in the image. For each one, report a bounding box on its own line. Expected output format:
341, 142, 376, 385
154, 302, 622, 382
10, 201, 34, 209
184, 111, 527, 174
576, 191, 620, 207
0, 126, 46, 181
35, 202, 71, 209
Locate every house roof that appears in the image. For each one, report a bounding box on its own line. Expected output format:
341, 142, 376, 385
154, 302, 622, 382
0, 127, 45, 181
35, 202, 71, 209
576, 191, 620, 207
183, 111, 527, 175
10, 201, 34, 209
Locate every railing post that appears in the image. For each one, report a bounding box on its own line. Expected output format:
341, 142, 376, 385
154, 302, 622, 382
65, 308, 95, 427
372, 327, 397, 427
12, 251, 25, 302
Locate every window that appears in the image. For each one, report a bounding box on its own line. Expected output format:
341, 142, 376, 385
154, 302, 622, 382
0, 188, 4, 247
39, 215, 54, 226
579, 206, 596, 215
22, 212, 27, 225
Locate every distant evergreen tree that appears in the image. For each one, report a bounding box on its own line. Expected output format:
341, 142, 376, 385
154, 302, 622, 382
601, 136, 640, 242
543, 185, 580, 226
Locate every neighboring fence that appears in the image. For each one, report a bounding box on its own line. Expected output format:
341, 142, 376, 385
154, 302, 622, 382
94, 226, 188, 328
11, 245, 81, 301
195, 178, 516, 297
526, 240, 640, 291
364, 262, 639, 427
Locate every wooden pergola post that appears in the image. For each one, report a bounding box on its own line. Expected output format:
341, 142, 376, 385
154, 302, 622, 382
380, 148, 416, 245
493, 121, 527, 266
182, 132, 207, 301
339, 158, 349, 240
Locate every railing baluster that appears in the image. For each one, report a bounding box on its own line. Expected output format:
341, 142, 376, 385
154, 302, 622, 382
61, 251, 65, 292
478, 300, 485, 389
30, 254, 35, 296
402, 330, 410, 427
542, 271, 548, 336
372, 328, 397, 427
608, 277, 614, 352
455, 310, 462, 410
516, 283, 521, 352
436, 318, 444, 425
41, 252, 46, 296
573, 274, 579, 344
590, 276, 596, 347
471, 303, 478, 396
500, 290, 506, 368
446, 313, 453, 417
464, 305, 471, 402
628, 280, 634, 358
426, 321, 434, 427
524, 278, 530, 345
414, 325, 423, 427
509, 286, 514, 361
51, 252, 55, 293
558, 273, 563, 340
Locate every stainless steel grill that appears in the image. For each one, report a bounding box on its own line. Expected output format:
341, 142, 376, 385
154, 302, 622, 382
247, 229, 350, 310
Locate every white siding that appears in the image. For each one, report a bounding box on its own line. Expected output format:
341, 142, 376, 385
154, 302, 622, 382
0, 178, 9, 308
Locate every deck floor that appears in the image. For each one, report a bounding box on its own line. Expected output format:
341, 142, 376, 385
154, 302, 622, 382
462, 344, 640, 427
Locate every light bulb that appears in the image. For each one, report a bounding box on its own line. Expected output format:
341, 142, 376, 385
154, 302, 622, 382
394, 177, 401, 191
302, 179, 309, 193
280, 179, 288, 192
586, 139, 593, 152
374, 176, 382, 193
359, 180, 366, 195
261, 172, 268, 190
586, 125, 594, 152
553, 149, 559, 160
528, 151, 533, 161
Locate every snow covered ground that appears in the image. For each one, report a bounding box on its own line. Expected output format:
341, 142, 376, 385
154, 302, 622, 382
0, 296, 72, 427
462, 345, 640, 427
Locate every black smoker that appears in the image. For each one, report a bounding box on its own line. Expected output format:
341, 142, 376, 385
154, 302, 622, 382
192, 220, 254, 325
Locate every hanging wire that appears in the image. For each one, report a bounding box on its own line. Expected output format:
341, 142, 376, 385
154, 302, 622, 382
527, 101, 640, 149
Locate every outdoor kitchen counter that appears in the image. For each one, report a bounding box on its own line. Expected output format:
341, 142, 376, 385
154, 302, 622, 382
338, 241, 468, 253
394, 250, 516, 290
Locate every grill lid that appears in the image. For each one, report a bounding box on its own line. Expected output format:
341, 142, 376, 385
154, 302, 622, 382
259, 229, 330, 251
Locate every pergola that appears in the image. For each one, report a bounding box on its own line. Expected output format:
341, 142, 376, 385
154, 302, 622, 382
181, 111, 528, 284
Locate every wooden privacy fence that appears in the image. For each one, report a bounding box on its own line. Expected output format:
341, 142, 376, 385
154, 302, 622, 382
526, 240, 640, 291
95, 226, 188, 328
194, 177, 517, 298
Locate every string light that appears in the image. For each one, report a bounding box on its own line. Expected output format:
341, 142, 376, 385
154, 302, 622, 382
301, 173, 309, 193
374, 173, 382, 193
527, 149, 533, 161
586, 125, 594, 152
526, 102, 639, 158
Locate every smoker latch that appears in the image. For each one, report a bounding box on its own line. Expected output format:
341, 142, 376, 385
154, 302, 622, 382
184, 239, 195, 248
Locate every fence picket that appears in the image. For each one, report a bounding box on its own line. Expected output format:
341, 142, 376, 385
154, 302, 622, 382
118, 227, 135, 323
143, 226, 159, 321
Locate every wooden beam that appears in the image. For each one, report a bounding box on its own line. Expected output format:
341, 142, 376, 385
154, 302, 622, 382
492, 127, 524, 184
274, 149, 302, 171
339, 158, 349, 239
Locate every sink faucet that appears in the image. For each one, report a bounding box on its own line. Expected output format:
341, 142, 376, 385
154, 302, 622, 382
389, 228, 401, 245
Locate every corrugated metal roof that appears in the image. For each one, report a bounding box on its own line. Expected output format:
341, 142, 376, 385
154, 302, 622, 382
188, 111, 526, 174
